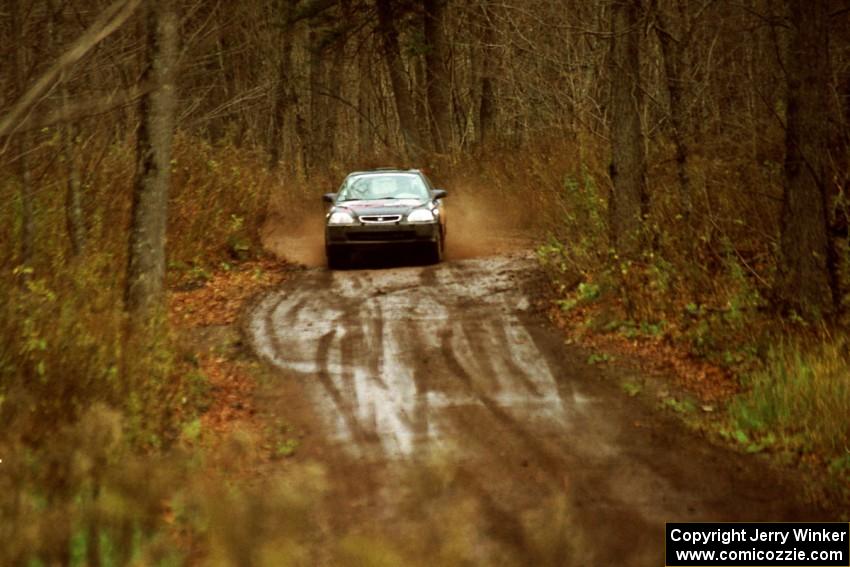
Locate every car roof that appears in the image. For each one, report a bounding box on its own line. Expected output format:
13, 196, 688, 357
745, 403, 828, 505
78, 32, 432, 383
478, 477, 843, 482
345, 168, 422, 178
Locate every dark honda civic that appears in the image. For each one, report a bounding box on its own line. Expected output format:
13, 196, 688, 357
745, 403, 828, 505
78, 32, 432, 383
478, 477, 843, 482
323, 168, 447, 269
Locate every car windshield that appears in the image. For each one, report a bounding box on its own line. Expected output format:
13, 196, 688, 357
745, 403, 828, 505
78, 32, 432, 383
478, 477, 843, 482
338, 174, 430, 202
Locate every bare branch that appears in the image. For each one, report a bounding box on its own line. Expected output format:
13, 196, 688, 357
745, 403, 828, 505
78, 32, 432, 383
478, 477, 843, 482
0, 0, 143, 141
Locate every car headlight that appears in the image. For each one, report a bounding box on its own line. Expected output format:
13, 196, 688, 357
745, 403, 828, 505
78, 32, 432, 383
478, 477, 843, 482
328, 211, 355, 225
407, 208, 435, 223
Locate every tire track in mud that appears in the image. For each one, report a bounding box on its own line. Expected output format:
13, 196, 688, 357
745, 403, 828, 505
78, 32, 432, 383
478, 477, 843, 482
250, 253, 570, 458
248, 253, 825, 566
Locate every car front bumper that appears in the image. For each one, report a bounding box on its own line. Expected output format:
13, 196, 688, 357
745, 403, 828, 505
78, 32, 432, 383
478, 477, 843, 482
325, 222, 440, 247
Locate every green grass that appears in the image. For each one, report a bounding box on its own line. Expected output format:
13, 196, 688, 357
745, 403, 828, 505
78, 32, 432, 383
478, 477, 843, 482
731, 337, 850, 456
660, 396, 697, 415
620, 380, 643, 397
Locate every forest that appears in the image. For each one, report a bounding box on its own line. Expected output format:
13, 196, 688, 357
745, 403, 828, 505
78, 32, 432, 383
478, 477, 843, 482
1, 0, 849, 564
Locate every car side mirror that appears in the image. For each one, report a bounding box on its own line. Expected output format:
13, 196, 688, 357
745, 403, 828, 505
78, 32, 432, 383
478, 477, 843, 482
322, 192, 337, 204
432, 189, 447, 199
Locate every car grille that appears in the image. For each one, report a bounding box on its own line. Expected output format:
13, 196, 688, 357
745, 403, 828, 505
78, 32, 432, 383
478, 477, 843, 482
359, 215, 402, 224
348, 231, 417, 242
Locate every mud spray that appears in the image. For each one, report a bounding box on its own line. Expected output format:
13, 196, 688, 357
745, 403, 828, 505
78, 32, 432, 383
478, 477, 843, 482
261, 183, 538, 267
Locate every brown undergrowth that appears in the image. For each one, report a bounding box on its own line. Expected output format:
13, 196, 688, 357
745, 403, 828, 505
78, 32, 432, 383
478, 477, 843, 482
169, 258, 286, 327
542, 279, 850, 514
0, 130, 296, 564
168, 257, 287, 442
547, 301, 739, 404
513, 134, 850, 514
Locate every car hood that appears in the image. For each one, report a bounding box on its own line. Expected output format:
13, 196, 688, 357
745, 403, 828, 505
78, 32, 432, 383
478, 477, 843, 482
334, 199, 428, 216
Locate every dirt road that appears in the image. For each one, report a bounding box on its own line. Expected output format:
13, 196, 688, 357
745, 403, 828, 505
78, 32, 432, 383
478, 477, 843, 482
248, 253, 823, 565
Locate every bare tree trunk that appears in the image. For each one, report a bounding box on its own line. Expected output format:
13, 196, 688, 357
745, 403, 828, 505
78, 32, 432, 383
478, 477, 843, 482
213, 31, 237, 142
655, 0, 692, 222
267, 0, 294, 171
87, 483, 102, 567
424, 0, 452, 153
328, 0, 352, 162
831, 66, 850, 303
823, 31, 850, 314
776, 0, 836, 318
49, 0, 86, 258
477, 0, 500, 147
308, 29, 324, 172
323, 1, 349, 164
293, 105, 309, 178
11, 0, 34, 268
413, 54, 431, 150
61, 86, 85, 257
376, 0, 424, 161
358, 45, 374, 156
15, 135, 33, 268
608, 0, 647, 258
323, 50, 344, 162
125, 0, 178, 325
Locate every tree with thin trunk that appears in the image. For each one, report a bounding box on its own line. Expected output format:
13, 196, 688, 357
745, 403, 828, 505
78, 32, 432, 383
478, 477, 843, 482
424, 0, 452, 153
608, 0, 647, 259
11, 0, 34, 269
267, 0, 295, 171
49, 0, 86, 258
654, 0, 692, 223
358, 44, 374, 155
61, 85, 85, 258
308, 28, 324, 172
125, 0, 178, 326
376, 0, 424, 161
775, 0, 837, 318
323, 14, 347, 162
413, 50, 431, 150
477, 0, 497, 147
